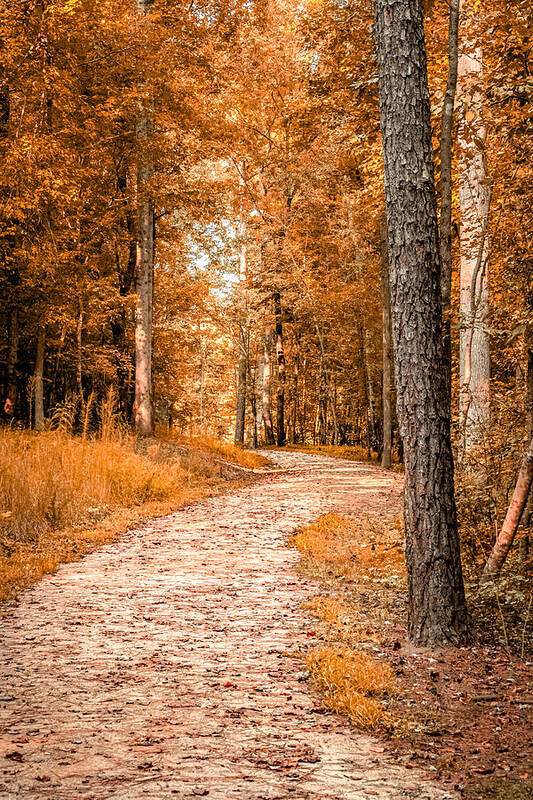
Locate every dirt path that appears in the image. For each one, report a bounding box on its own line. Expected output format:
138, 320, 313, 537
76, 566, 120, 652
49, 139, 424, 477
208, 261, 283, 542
0, 452, 454, 800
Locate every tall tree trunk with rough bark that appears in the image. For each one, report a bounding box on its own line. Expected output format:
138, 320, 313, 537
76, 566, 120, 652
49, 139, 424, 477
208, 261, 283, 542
380, 218, 393, 468
458, 2, 490, 450
34, 324, 46, 431
255, 349, 264, 447
439, 0, 460, 393
262, 329, 275, 444
234, 236, 248, 445
374, 0, 469, 646
133, 0, 155, 436
274, 291, 286, 446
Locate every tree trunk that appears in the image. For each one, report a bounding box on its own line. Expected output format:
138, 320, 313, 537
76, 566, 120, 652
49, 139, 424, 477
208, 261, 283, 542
380, 217, 393, 469
458, 6, 490, 451
256, 348, 264, 447
4, 308, 19, 418
262, 329, 275, 444
364, 329, 376, 455
374, 0, 469, 647
482, 435, 533, 581
133, 0, 155, 436
34, 324, 46, 431
199, 338, 206, 433
519, 339, 533, 563
291, 336, 300, 444
274, 291, 286, 446
234, 324, 247, 445
439, 0, 460, 394
76, 298, 85, 412
234, 236, 248, 446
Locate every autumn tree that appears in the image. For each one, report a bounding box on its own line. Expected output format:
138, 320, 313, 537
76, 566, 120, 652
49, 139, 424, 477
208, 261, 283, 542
374, 0, 469, 645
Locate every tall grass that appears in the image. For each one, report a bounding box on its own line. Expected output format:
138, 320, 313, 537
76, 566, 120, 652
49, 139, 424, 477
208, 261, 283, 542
0, 424, 246, 605
0, 429, 184, 543
159, 429, 272, 470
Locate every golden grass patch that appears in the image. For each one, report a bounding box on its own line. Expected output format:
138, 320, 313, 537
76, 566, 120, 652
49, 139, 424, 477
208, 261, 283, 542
290, 512, 405, 580
305, 646, 395, 730
0, 429, 243, 606
158, 430, 272, 470
303, 594, 354, 626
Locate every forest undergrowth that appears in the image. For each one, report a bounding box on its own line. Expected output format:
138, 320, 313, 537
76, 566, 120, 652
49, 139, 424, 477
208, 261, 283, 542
0, 425, 268, 608
292, 512, 533, 800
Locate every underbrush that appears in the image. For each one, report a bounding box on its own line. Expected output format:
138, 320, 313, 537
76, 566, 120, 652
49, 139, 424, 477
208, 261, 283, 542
0, 428, 248, 606
305, 646, 396, 730
292, 511, 533, 797
158, 429, 272, 470
290, 512, 404, 581
292, 512, 404, 731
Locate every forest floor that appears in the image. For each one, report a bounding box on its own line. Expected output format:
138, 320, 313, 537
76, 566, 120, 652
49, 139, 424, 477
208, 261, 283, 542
0, 451, 531, 799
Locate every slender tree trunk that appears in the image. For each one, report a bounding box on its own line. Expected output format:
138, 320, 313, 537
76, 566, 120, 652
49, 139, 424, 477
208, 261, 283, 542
380, 218, 393, 468
300, 358, 307, 443
291, 334, 300, 444
291, 362, 298, 444
274, 291, 286, 446
234, 236, 247, 445
34, 324, 46, 431
458, 4, 490, 450
133, 0, 155, 436
375, 0, 469, 646
76, 298, 85, 412
249, 357, 258, 449
256, 349, 264, 447
316, 326, 328, 445
329, 381, 339, 446
439, 0, 460, 393
4, 308, 18, 418
518, 329, 533, 563
482, 435, 533, 581
364, 329, 376, 454
262, 329, 275, 444
199, 338, 206, 433
234, 324, 247, 445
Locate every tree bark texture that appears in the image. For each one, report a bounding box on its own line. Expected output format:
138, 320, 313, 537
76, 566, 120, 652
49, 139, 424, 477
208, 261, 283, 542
234, 324, 247, 445
439, 0, 460, 394
262, 329, 275, 445
274, 291, 286, 446
458, 4, 490, 450
34, 324, 46, 431
380, 217, 393, 469
133, 0, 155, 436
255, 349, 264, 447
482, 435, 533, 581
234, 237, 248, 445
374, 0, 469, 646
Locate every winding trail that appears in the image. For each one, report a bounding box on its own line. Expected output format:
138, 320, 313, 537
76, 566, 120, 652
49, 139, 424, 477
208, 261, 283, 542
0, 452, 453, 799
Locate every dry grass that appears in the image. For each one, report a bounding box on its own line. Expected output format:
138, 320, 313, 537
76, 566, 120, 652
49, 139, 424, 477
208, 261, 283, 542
0, 428, 241, 606
159, 430, 272, 470
303, 594, 352, 625
290, 512, 405, 580
305, 646, 395, 730
292, 512, 405, 731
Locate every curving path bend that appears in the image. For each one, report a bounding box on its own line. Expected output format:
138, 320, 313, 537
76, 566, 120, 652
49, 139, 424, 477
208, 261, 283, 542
0, 451, 455, 800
